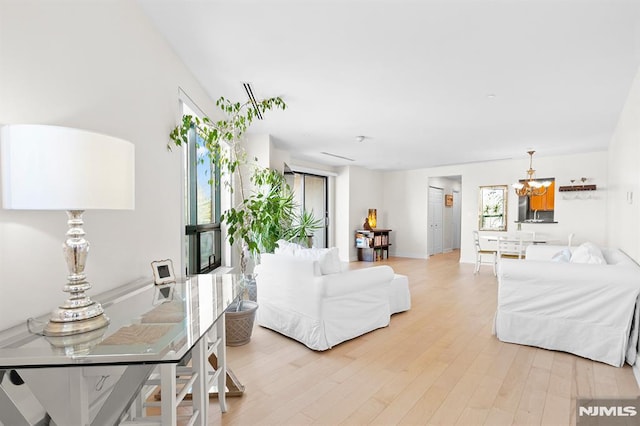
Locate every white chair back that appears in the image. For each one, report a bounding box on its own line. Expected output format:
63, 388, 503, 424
473, 230, 481, 250
498, 236, 526, 259
473, 230, 497, 275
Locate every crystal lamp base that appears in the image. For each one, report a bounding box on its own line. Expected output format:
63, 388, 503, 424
44, 310, 110, 337
43, 210, 111, 336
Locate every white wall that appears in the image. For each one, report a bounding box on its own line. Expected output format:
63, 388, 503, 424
0, 1, 215, 329
332, 165, 385, 261
334, 167, 350, 259
608, 67, 640, 261
381, 169, 427, 258
270, 145, 291, 174
348, 167, 384, 261
382, 151, 608, 263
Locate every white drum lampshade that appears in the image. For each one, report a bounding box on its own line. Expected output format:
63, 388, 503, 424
1, 124, 135, 336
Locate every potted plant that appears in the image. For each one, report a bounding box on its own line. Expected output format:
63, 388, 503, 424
225, 168, 324, 257
223, 167, 295, 266
286, 209, 324, 248
168, 95, 322, 344
168, 96, 286, 267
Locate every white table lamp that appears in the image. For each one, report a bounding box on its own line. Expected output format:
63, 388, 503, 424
1, 124, 135, 336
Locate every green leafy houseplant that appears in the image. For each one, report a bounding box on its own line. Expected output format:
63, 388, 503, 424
223, 167, 294, 257
284, 209, 324, 248
168, 96, 321, 272
169, 96, 286, 192
224, 168, 323, 271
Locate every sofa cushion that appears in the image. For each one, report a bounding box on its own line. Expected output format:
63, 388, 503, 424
570, 242, 606, 265
551, 248, 572, 263
274, 239, 305, 256
295, 247, 341, 275
273, 241, 342, 275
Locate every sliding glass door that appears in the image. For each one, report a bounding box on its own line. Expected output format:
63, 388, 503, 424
287, 172, 328, 248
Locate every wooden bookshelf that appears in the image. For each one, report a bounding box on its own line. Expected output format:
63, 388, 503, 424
355, 229, 392, 261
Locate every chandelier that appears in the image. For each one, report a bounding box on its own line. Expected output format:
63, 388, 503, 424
512, 150, 551, 197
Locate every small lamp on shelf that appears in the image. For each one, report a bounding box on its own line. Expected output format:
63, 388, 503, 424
1, 124, 135, 336
367, 209, 377, 229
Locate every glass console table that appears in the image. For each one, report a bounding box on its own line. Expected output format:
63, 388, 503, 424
0, 274, 244, 425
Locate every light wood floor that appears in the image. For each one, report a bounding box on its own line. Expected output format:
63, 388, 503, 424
204, 252, 640, 425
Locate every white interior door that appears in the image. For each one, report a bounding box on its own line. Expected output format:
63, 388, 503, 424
428, 186, 444, 256
452, 190, 461, 249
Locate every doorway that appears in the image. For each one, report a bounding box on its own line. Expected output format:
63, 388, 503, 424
285, 171, 328, 248
428, 176, 462, 256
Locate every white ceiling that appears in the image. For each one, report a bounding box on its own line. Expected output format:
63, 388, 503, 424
137, 0, 640, 171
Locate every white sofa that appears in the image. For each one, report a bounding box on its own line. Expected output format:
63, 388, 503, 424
495, 243, 640, 367
254, 247, 410, 351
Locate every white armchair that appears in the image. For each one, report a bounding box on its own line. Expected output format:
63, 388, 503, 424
254, 251, 399, 350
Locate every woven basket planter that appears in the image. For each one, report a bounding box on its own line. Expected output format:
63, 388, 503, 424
225, 300, 258, 346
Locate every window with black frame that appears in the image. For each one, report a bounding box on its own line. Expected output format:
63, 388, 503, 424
184, 105, 222, 275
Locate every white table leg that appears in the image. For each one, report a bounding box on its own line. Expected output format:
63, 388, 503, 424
159, 363, 177, 426
19, 368, 88, 425
191, 337, 207, 425
217, 314, 227, 413
0, 373, 33, 426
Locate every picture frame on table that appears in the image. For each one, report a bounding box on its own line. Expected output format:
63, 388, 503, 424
151, 259, 176, 285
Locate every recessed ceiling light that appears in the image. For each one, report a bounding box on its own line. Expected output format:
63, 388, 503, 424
487, 94, 497, 99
